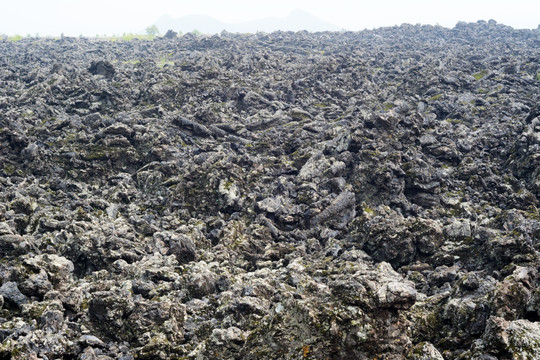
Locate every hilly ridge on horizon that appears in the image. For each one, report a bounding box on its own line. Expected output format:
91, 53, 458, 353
152, 9, 342, 34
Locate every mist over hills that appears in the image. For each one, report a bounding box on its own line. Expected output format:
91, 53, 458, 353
153, 9, 342, 34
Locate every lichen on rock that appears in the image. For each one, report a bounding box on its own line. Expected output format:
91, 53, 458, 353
0, 21, 539, 359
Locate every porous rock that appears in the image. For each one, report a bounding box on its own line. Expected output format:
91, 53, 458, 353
0, 22, 539, 359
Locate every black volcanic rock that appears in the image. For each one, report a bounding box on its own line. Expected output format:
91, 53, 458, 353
0, 21, 540, 359
89, 60, 115, 79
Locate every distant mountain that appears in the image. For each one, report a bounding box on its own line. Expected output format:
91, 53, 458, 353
153, 9, 342, 34
154, 14, 227, 35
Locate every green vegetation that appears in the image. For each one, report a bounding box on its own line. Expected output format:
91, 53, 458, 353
223, 180, 234, 190
119, 33, 155, 41
4, 33, 125, 41
536, 73, 540, 81
8, 35, 23, 42
121, 59, 141, 65
445, 118, 464, 125
473, 70, 488, 80
99, 33, 156, 41
3, 164, 15, 175
157, 53, 175, 68
527, 206, 540, 221
382, 102, 394, 111
362, 204, 375, 215
428, 93, 443, 101
145, 25, 160, 37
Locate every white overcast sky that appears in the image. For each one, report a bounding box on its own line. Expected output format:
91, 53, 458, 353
1, 0, 539, 36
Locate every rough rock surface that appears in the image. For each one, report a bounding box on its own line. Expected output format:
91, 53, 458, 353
1, 21, 540, 359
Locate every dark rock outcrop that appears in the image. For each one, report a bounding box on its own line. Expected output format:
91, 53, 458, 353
0, 21, 539, 359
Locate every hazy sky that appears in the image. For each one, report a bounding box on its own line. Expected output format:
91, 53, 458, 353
1, 0, 539, 36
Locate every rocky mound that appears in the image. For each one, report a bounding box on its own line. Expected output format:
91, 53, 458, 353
1, 20, 540, 359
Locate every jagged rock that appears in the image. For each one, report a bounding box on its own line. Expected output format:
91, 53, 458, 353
428, 265, 459, 286
504, 320, 540, 358
481, 317, 540, 358
310, 190, 356, 229
0, 234, 32, 255
19, 268, 53, 298
409, 342, 444, 360
102, 123, 134, 138
153, 231, 196, 264
172, 115, 213, 137
163, 30, 178, 39
168, 234, 196, 264
358, 209, 443, 267
79, 335, 106, 347
0, 281, 27, 308
256, 195, 285, 214
444, 219, 472, 239
24, 254, 74, 290
443, 297, 490, 336
1, 22, 540, 360
377, 281, 417, 309
492, 266, 537, 320
89, 60, 115, 79
187, 262, 217, 298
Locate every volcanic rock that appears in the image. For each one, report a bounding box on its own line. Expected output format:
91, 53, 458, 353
0, 21, 539, 359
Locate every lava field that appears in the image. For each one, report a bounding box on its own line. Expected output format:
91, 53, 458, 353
1, 21, 540, 359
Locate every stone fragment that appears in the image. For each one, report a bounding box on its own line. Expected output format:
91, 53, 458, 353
0, 281, 27, 307
409, 342, 444, 360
